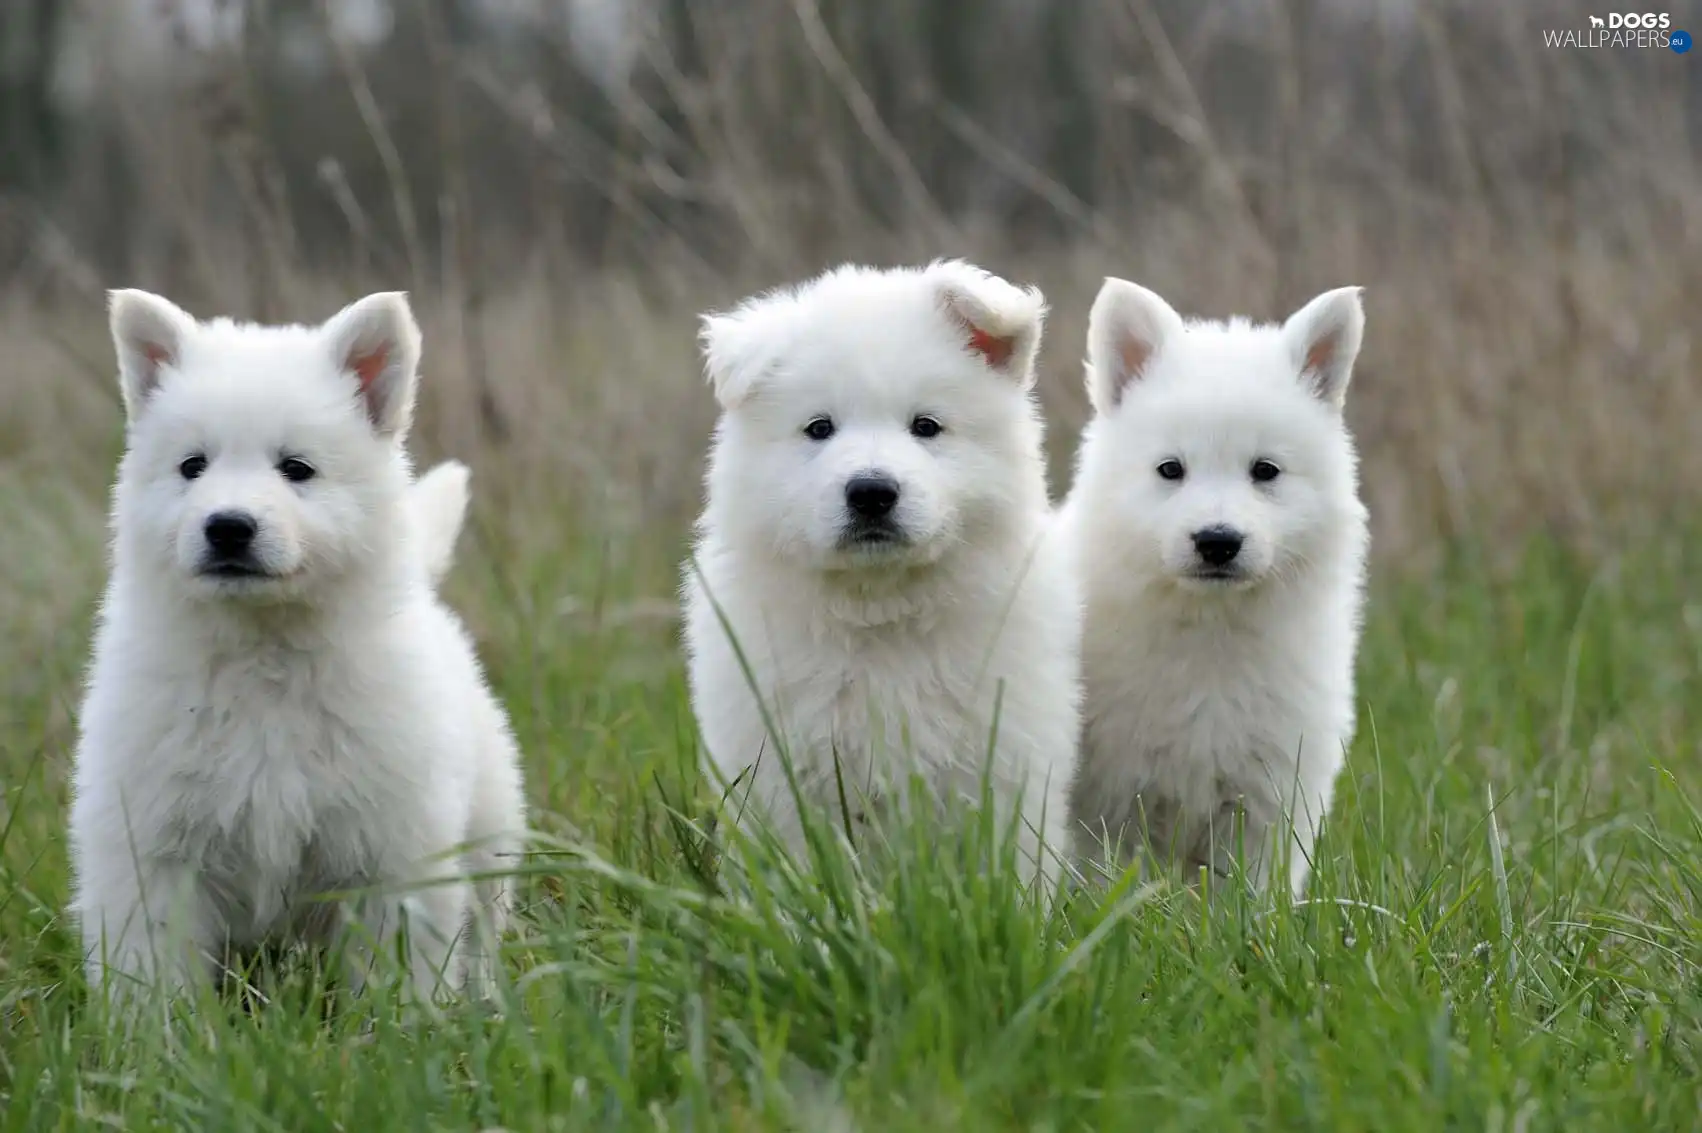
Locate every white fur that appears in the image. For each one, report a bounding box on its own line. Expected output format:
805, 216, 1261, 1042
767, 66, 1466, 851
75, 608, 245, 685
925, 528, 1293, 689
70, 289, 528, 1005
683, 260, 1081, 887
1061, 278, 1369, 896
409, 459, 472, 588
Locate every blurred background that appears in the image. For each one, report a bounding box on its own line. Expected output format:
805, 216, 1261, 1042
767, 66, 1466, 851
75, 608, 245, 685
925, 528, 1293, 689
1, 0, 1698, 621
4, 8, 1701, 1117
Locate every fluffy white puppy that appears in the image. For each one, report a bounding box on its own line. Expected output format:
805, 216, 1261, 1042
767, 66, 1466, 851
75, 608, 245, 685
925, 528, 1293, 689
1062, 278, 1370, 896
69, 289, 528, 1005
682, 260, 1081, 885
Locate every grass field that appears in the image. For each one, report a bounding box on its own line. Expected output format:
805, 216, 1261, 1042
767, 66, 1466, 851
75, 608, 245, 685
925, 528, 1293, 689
3, 419, 1701, 1128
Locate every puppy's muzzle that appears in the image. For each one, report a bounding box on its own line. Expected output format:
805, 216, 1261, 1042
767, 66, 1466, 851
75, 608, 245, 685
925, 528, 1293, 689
199, 510, 268, 578
839, 473, 906, 546
1188, 524, 1244, 579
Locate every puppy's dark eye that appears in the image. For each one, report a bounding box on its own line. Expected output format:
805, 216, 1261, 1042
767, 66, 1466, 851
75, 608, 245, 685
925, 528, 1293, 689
803, 417, 835, 442
1156, 459, 1185, 481
910, 415, 943, 439
179, 454, 208, 481
278, 457, 317, 483
1250, 459, 1282, 483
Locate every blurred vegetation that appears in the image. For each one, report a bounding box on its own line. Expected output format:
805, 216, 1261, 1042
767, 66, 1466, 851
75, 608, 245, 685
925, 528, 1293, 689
1, 1, 1695, 295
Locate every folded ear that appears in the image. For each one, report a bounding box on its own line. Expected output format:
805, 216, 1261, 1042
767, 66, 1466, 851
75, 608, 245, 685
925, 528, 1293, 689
321, 292, 422, 437
1084, 277, 1184, 415
930, 261, 1047, 389
1282, 286, 1364, 408
109, 289, 196, 421
698, 299, 789, 412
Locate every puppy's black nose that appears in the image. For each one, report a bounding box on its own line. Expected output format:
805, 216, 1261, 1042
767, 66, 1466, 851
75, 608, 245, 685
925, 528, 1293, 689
204, 511, 258, 556
844, 475, 900, 518
1191, 525, 1243, 567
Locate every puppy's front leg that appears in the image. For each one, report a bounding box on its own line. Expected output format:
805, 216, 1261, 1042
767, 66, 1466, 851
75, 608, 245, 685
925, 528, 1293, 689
1201, 793, 1292, 894
341, 882, 469, 1006
78, 859, 219, 1010
1008, 770, 1069, 895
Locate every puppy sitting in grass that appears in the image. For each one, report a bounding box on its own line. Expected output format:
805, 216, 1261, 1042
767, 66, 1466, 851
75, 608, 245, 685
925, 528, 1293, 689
69, 289, 528, 1007
1062, 278, 1370, 896
682, 260, 1081, 888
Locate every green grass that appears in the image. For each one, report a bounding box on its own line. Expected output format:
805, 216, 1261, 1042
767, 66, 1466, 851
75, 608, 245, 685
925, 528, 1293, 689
3, 525, 1701, 1131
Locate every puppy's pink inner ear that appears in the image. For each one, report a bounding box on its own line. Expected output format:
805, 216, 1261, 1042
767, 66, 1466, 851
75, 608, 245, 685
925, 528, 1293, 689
1117, 336, 1153, 394
1303, 333, 1338, 379
349, 344, 391, 389
967, 326, 1016, 369
141, 342, 171, 367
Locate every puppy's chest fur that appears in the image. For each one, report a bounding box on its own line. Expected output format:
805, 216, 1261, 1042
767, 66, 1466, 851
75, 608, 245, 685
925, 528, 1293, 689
145, 644, 405, 942
779, 620, 994, 776
1077, 610, 1338, 831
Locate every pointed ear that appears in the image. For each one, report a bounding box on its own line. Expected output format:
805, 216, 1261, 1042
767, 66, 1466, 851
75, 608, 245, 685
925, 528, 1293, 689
930, 262, 1046, 389
109, 289, 196, 421
1282, 286, 1364, 408
321, 292, 422, 437
1085, 277, 1184, 415
698, 299, 790, 412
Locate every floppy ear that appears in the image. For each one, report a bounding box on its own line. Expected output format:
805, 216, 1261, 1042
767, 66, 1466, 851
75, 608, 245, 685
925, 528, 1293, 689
109, 289, 196, 421
1282, 286, 1364, 408
1084, 277, 1184, 415
930, 261, 1047, 389
698, 298, 791, 412
321, 292, 422, 437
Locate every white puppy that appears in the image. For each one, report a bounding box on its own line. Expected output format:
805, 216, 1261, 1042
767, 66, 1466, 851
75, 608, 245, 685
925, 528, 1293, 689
1061, 278, 1370, 896
69, 290, 528, 1005
682, 260, 1080, 886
